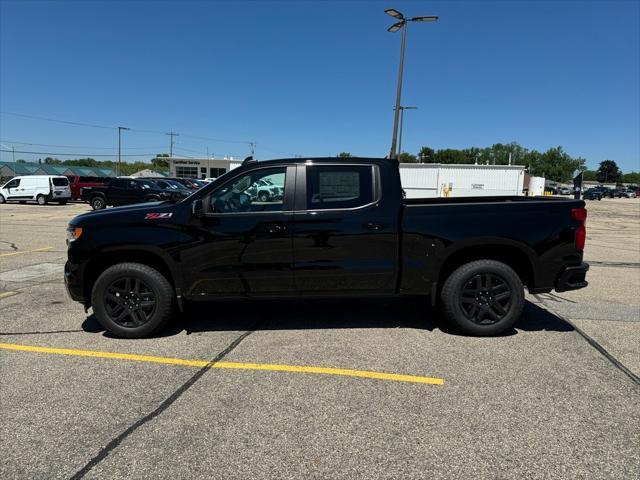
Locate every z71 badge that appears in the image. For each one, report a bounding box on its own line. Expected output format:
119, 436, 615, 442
145, 213, 173, 220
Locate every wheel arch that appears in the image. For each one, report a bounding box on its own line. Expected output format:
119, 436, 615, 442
437, 242, 536, 295
82, 247, 180, 307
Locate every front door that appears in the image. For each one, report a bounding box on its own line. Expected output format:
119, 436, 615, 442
181, 165, 295, 297
3, 178, 22, 200
291, 164, 399, 295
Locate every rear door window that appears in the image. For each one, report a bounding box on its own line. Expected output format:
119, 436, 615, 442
111, 179, 127, 189
306, 165, 374, 210
52, 177, 69, 186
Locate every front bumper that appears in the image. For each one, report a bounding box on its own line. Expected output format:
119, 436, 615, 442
64, 261, 85, 303
555, 262, 589, 292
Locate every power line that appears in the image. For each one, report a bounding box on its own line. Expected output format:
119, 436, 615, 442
0, 149, 158, 157
0, 140, 165, 150
1, 111, 253, 145
0, 111, 115, 130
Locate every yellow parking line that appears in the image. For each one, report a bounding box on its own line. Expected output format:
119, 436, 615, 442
0, 247, 53, 257
0, 342, 444, 386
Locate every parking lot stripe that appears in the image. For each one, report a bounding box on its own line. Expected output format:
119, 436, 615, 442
0, 342, 444, 386
0, 246, 53, 257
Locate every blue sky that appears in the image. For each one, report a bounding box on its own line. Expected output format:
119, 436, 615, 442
1, 0, 638, 171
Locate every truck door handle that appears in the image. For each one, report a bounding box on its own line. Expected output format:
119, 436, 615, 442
365, 222, 384, 230
265, 223, 286, 234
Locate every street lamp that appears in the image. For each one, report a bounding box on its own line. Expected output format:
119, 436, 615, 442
396, 105, 418, 155
385, 8, 437, 159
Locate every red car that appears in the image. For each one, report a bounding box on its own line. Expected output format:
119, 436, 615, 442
66, 175, 111, 200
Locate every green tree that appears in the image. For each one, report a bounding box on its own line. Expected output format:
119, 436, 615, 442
621, 171, 640, 185
582, 170, 598, 181
152, 154, 170, 170
527, 147, 585, 182
596, 160, 621, 183
418, 147, 435, 163
398, 152, 417, 163
337, 152, 352, 158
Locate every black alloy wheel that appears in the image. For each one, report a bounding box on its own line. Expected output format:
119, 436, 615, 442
103, 277, 156, 328
440, 259, 524, 336
460, 273, 512, 325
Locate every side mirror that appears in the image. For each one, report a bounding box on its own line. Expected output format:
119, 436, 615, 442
192, 199, 204, 218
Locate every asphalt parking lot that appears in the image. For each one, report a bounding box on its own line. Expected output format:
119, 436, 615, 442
1, 199, 639, 479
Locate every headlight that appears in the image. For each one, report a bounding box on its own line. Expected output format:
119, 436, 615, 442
66, 225, 83, 243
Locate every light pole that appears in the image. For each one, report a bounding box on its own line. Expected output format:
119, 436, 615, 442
117, 126, 130, 177
396, 105, 417, 155
385, 8, 437, 160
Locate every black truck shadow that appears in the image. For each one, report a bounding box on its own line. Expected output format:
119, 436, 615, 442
82, 298, 574, 338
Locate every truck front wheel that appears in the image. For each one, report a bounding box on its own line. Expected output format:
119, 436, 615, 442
91, 262, 175, 338
440, 260, 524, 336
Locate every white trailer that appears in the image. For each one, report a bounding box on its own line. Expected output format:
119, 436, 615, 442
399, 163, 525, 198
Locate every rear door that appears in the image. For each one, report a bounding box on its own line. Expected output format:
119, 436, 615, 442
181, 165, 296, 297
108, 179, 129, 204
291, 163, 399, 294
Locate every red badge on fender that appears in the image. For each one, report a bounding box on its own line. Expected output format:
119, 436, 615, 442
145, 213, 173, 219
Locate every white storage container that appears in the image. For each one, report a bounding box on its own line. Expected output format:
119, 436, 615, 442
399, 163, 525, 198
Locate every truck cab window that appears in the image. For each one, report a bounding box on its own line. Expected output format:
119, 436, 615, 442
210, 168, 286, 213
5, 179, 20, 189
306, 165, 374, 210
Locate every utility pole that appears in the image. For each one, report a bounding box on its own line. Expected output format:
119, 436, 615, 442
117, 126, 130, 177
166, 131, 179, 158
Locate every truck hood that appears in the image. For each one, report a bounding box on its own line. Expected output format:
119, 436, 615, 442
71, 201, 177, 227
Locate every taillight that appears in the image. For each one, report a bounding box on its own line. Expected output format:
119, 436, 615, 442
571, 207, 587, 251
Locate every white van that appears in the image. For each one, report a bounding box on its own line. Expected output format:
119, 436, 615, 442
0, 175, 72, 205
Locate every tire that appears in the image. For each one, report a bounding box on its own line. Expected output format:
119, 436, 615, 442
0, 194, 5, 204
91, 196, 106, 210
258, 191, 269, 202
37, 194, 48, 205
440, 259, 525, 336
91, 262, 175, 338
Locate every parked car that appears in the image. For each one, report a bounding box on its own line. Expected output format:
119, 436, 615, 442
621, 189, 637, 198
66, 175, 111, 200
558, 187, 572, 195
149, 177, 201, 190
65, 157, 589, 338
582, 189, 602, 201
80, 177, 181, 210
247, 177, 284, 202
146, 178, 193, 198
0, 175, 71, 205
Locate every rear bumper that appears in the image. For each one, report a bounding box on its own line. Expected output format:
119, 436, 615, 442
555, 263, 589, 292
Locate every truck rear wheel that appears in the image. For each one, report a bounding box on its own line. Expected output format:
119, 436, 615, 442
91, 196, 106, 210
440, 260, 524, 336
91, 262, 175, 338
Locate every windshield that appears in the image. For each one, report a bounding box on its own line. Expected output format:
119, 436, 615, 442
166, 180, 189, 190
137, 180, 156, 189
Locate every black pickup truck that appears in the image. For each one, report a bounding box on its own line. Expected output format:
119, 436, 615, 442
65, 157, 589, 338
80, 178, 187, 210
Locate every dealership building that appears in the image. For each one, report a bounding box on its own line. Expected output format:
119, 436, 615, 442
169, 157, 243, 180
